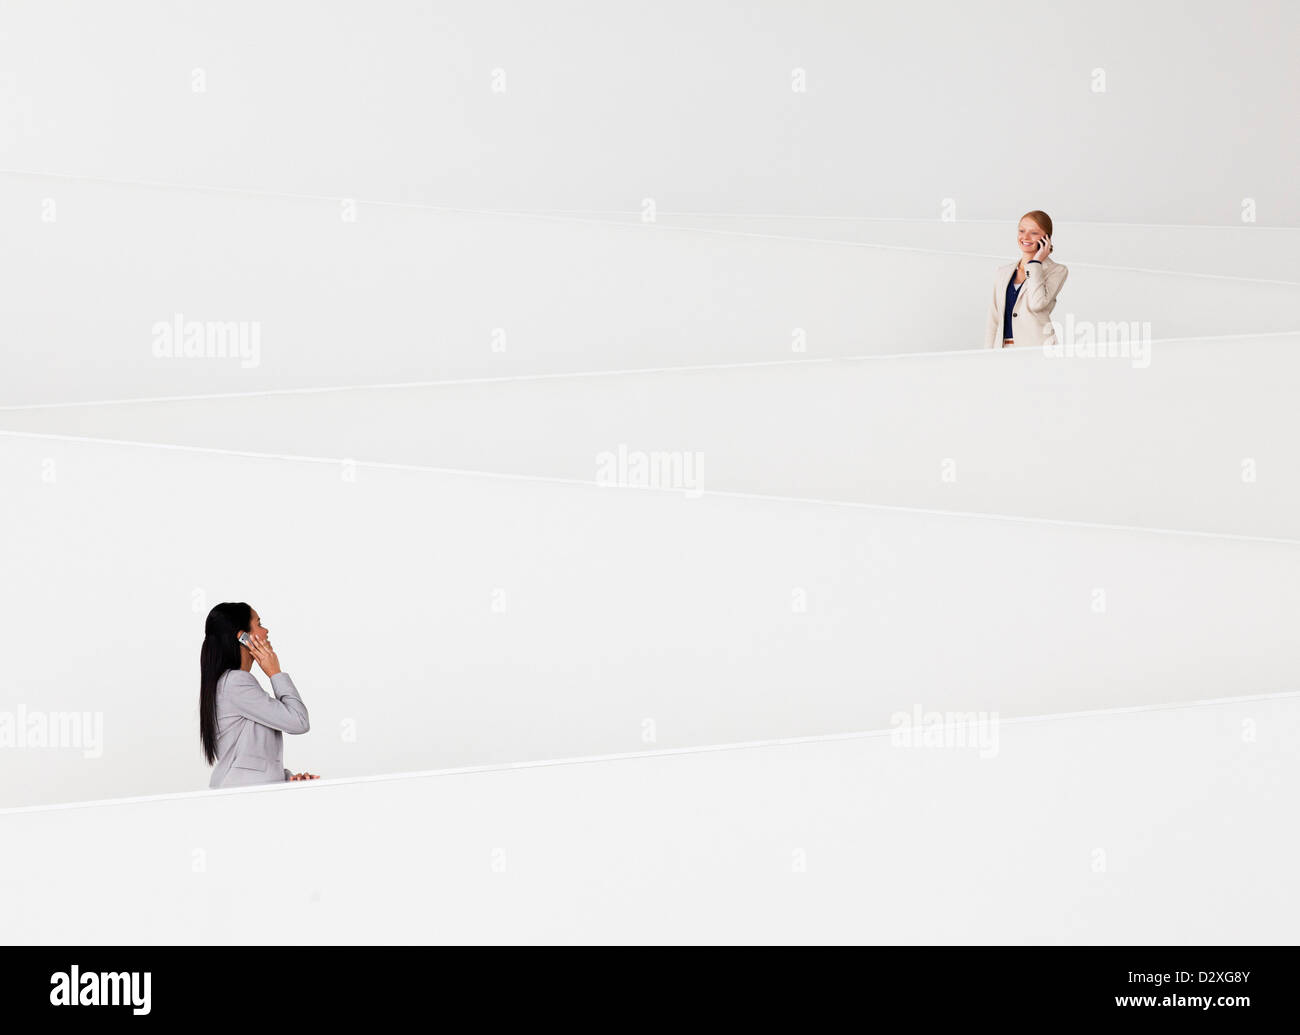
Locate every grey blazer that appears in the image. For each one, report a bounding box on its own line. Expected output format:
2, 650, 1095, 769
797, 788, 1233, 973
208, 669, 310, 789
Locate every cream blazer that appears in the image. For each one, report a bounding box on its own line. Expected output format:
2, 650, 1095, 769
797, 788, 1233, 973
984, 255, 1069, 348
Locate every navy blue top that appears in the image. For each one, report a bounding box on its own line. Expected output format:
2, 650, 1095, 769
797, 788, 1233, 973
1003, 267, 1024, 341
1003, 260, 1040, 342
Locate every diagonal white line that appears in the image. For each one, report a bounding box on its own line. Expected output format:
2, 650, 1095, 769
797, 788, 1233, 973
0, 357, 842, 412
3, 168, 1298, 285
503, 208, 1300, 232
2, 688, 1296, 817
5, 168, 1299, 232
0, 331, 1296, 413
2, 427, 1297, 547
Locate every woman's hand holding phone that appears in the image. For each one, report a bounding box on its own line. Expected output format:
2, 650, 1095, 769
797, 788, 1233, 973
248, 634, 281, 677
1033, 234, 1053, 261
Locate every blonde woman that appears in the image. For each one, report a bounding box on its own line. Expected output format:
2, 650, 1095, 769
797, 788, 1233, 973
985, 210, 1069, 348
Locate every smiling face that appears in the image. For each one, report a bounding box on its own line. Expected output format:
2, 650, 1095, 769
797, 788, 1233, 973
1017, 217, 1047, 255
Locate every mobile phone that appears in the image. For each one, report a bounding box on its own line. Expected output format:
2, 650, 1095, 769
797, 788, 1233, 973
237, 631, 253, 648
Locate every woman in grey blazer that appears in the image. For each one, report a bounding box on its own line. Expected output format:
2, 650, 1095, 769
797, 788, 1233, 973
985, 210, 1069, 349
199, 601, 318, 788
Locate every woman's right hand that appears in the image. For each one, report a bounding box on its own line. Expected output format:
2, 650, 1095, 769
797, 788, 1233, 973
249, 634, 282, 677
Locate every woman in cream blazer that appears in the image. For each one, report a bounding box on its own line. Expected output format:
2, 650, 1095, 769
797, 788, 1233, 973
985, 210, 1069, 349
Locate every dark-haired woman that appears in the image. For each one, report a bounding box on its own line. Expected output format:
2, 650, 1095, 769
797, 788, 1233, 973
199, 601, 318, 788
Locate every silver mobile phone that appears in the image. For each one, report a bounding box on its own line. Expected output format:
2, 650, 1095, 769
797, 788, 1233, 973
237, 631, 253, 648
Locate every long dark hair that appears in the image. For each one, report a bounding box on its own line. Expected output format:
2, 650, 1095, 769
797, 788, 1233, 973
199, 601, 252, 765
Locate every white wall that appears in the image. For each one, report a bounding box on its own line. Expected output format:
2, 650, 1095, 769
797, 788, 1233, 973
3, 692, 1297, 944
1, 178, 1296, 406
3, 0, 1297, 224
3, 334, 1297, 539
1, 418, 1295, 808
